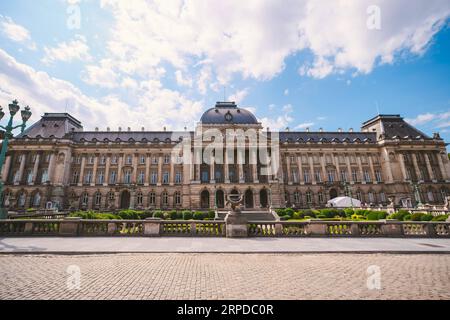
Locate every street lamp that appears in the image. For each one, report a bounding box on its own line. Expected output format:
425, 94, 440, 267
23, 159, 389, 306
0, 100, 32, 219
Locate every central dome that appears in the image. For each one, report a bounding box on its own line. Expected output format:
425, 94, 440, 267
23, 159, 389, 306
200, 102, 259, 125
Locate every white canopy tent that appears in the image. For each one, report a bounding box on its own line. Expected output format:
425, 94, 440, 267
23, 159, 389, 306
326, 196, 361, 208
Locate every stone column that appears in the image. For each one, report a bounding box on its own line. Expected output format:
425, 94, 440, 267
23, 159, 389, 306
345, 154, 352, 183
131, 153, 138, 184
16, 153, 26, 185
47, 153, 56, 185
356, 154, 364, 183
309, 154, 316, 184
382, 149, 394, 183
91, 154, 98, 186
117, 154, 123, 184
170, 156, 175, 186
368, 154, 376, 183
76, 155, 86, 186
332, 153, 340, 182
104, 154, 111, 186
224, 149, 230, 183
398, 152, 408, 182
157, 154, 163, 186
145, 154, 151, 186
297, 154, 304, 185
437, 152, 448, 181
1, 155, 11, 182
320, 154, 326, 183
424, 153, 434, 181
412, 153, 421, 181
31, 154, 40, 185
286, 153, 292, 185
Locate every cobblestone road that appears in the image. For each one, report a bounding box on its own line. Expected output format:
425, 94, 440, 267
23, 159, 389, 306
0, 253, 449, 300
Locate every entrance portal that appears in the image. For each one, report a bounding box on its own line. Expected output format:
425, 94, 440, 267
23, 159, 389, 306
120, 190, 131, 209
245, 189, 254, 208
200, 190, 210, 209
260, 189, 268, 208
216, 190, 225, 208
329, 188, 338, 200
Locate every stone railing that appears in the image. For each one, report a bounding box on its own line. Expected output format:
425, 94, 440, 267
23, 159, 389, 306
7, 210, 69, 220
0, 218, 448, 238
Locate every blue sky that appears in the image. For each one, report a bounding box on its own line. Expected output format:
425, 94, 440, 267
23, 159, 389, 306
0, 0, 449, 142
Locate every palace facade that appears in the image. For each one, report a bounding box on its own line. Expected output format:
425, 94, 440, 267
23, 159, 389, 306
1, 101, 450, 211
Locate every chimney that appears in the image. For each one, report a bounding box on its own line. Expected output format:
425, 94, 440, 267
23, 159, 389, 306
349, 128, 353, 132
141, 127, 145, 131
306, 127, 310, 132
95, 127, 99, 132
118, 127, 122, 132
127, 127, 131, 132
107, 127, 110, 132
338, 128, 342, 133
319, 128, 323, 133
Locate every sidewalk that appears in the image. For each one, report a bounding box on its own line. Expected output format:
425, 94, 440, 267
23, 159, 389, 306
1, 237, 450, 254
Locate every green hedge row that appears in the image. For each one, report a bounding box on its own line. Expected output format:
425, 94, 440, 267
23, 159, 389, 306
276, 208, 448, 222
69, 209, 216, 220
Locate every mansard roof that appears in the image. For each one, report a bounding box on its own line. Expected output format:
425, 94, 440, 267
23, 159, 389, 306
69, 131, 193, 143
17, 113, 82, 139
278, 131, 377, 144
362, 114, 433, 140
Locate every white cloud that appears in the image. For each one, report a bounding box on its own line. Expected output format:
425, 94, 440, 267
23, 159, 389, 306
284, 89, 289, 96
175, 70, 193, 87
405, 111, 450, 130
0, 48, 203, 131
260, 104, 294, 130
0, 15, 36, 50
81, 59, 118, 88
295, 122, 315, 130
42, 35, 91, 65
228, 88, 249, 104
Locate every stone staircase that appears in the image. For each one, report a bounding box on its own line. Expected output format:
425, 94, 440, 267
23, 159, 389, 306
216, 209, 275, 221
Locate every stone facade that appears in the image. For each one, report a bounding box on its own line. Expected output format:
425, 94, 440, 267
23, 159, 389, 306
1, 102, 449, 211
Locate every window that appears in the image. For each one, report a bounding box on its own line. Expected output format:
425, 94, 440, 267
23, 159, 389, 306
138, 171, 145, 184
45, 154, 51, 163
356, 191, 362, 201
368, 192, 375, 203
327, 170, 335, 182
303, 169, 310, 183
94, 192, 102, 206
294, 191, 301, 204
352, 169, 358, 182
81, 193, 89, 206
201, 171, 209, 183
72, 171, 79, 184
380, 192, 386, 203
427, 190, 434, 202
290, 155, 295, 164
152, 156, 158, 164
340, 170, 347, 182
174, 192, 181, 205
84, 170, 92, 184
315, 169, 322, 183
26, 170, 33, 184
375, 170, 382, 182
110, 171, 117, 184
175, 172, 182, 184
363, 170, 371, 182
318, 192, 324, 204
162, 172, 169, 184
124, 170, 131, 184
151, 172, 158, 184
18, 193, 26, 207
13, 171, 20, 184
97, 171, 104, 184
33, 193, 41, 207
292, 169, 298, 183
41, 169, 49, 183
440, 189, 447, 202
406, 168, 412, 181
32, 154, 37, 163
164, 154, 170, 164
100, 156, 106, 165
108, 192, 115, 201
88, 156, 95, 164
137, 192, 143, 206
306, 191, 312, 204
162, 192, 169, 206
149, 192, 156, 205
140, 155, 146, 164
126, 155, 132, 165
111, 156, 118, 164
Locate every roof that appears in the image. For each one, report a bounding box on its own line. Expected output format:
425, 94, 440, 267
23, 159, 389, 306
362, 114, 432, 140
200, 102, 259, 125
17, 113, 82, 139
69, 131, 193, 143
278, 131, 377, 143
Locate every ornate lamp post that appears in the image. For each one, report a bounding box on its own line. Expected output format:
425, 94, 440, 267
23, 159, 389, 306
0, 100, 32, 219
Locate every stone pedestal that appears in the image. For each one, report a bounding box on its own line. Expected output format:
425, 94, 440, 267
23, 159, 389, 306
144, 218, 161, 236
59, 217, 80, 236
380, 220, 402, 236
224, 213, 248, 238
305, 221, 327, 236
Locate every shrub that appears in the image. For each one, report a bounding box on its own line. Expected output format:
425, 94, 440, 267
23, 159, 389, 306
176, 211, 183, 219
316, 214, 326, 219
351, 214, 366, 220
284, 208, 295, 218
139, 210, 153, 219
152, 210, 164, 219
292, 211, 303, 219
420, 214, 433, 221
431, 214, 448, 221
167, 210, 178, 220
410, 212, 425, 221
193, 211, 205, 220
207, 210, 216, 219
280, 215, 291, 221
275, 209, 286, 216
366, 212, 379, 221
388, 210, 410, 221
117, 210, 143, 220
344, 209, 354, 217
182, 210, 193, 220
377, 211, 388, 220
403, 214, 412, 221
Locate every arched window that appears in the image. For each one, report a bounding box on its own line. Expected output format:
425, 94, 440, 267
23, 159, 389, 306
162, 192, 169, 206
174, 192, 181, 205
293, 191, 301, 204
306, 191, 312, 204
318, 192, 324, 204
94, 192, 102, 206
33, 193, 41, 207
18, 192, 26, 207
368, 192, 375, 203
108, 192, 115, 201
81, 193, 89, 206
136, 192, 143, 206
427, 190, 434, 202
149, 192, 156, 205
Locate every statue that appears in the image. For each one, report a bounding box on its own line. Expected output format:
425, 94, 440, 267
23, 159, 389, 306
226, 193, 243, 214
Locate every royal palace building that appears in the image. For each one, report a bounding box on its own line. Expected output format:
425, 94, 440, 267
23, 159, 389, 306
1, 101, 450, 211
